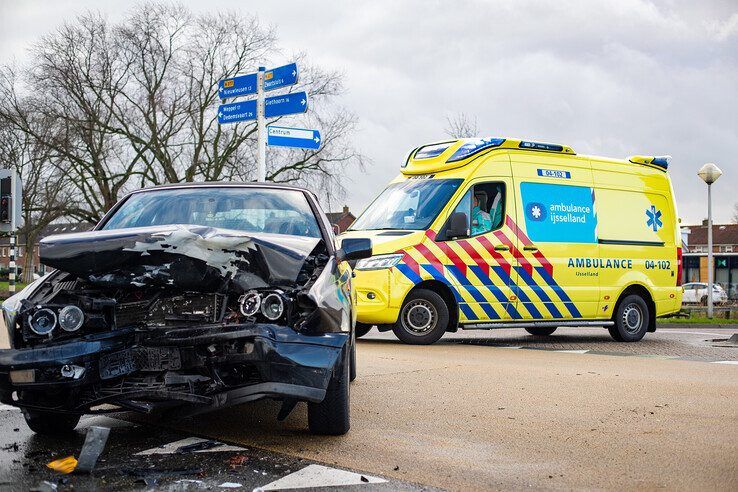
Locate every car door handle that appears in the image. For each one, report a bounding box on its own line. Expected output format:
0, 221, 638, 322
523, 245, 538, 251
494, 245, 510, 251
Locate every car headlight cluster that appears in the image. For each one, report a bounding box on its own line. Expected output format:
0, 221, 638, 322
239, 291, 288, 321
355, 253, 404, 271
28, 305, 85, 335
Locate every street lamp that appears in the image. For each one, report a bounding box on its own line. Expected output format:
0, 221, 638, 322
697, 162, 723, 318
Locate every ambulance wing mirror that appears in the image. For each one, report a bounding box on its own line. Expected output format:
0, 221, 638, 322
446, 212, 470, 239
337, 237, 372, 262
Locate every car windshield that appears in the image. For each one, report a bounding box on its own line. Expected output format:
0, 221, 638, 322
350, 179, 463, 231
102, 187, 322, 238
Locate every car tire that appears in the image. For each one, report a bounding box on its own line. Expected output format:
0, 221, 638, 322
355, 323, 372, 338
609, 294, 650, 342
23, 409, 80, 435
392, 289, 449, 345
349, 339, 357, 382
524, 326, 557, 336
308, 347, 350, 435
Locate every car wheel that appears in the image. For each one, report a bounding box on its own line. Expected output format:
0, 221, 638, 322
355, 323, 372, 338
392, 289, 449, 345
308, 347, 350, 435
608, 294, 650, 342
524, 326, 557, 336
23, 409, 80, 435
349, 338, 357, 382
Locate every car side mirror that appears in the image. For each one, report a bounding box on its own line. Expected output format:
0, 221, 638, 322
446, 212, 469, 239
337, 238, 372, 262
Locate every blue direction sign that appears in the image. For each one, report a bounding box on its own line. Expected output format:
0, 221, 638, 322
267, 126, 321, 150
218, 99, 257, 124
264, 62, 299, 92
218, 73, 257, 99
264, 91, 308, 118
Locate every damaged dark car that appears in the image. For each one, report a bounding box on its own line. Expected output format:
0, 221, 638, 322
0, 183, 371, 435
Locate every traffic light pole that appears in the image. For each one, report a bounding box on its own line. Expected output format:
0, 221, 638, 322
8, 168, 17, 294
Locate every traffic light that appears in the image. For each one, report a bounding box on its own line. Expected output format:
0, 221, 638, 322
0, 176, 10, 224
0, 195, 10, 223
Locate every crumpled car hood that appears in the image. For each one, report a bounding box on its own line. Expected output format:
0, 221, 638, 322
39, 224, 323, 292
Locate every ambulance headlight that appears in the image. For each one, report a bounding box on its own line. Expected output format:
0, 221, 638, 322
355, 253, 404, 271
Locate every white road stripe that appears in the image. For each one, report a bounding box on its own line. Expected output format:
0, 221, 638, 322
135, 437, 247, 455
555, 349, 590, 354
259, 464, 386, 490
712, 360, 738, 365
658, 330, 735, 336
0, 403, 19, 412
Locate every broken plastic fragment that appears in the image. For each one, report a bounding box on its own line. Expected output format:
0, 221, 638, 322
46, 456, 78, 474
75, 426, 111, 473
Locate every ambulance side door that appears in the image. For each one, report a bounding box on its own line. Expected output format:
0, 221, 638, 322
436, 177, 517, 323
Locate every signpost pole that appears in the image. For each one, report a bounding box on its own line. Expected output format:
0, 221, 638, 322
707, 182, 714, 318
256, 66, 266, 182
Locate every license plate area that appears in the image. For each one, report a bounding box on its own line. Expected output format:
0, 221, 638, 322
99, 347, 182, 380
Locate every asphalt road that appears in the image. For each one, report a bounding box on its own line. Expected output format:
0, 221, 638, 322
1, 325, 737, 490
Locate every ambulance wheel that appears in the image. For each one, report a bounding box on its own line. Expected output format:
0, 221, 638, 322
524, 327, 557, 336
23, 410, 80, 435
609, 294, 650, 342
355, 323, 372, 338
308, 346, 350, 435
393, 289, 449, 345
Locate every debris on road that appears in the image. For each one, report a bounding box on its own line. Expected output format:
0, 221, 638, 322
219, 482, 243, 488
228, 454, 249, 469
75, 426, 111, 473
46, 456, 78, 474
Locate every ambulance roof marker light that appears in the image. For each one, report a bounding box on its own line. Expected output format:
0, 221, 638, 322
628, 155, 671, 171
446, 138, 506, 163
519, 141, 564, 152
651, 155, 672, 170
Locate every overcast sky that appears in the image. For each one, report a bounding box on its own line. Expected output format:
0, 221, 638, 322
1, 0, 736, 223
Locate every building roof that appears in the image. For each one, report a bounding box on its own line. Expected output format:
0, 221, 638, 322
683, 222, 738, 246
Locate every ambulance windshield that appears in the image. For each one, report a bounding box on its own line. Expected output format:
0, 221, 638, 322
350, 179, 463, 231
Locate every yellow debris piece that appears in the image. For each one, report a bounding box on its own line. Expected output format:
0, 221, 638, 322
47, 456, 78, 474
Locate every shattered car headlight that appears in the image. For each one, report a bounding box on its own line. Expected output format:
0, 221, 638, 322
261, 293, 285, 320
239, 291, 261, 317
58, 305, 85, 332
29, 308, 57, 335
355, 253, 404, 271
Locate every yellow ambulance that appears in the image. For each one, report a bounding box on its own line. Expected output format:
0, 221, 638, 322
341, 137, 682, 344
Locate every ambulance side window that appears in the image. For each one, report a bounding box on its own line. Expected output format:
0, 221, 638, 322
471, 182, 505, 236
443, 182, 506, 239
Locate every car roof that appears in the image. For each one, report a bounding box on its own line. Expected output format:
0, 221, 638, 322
133, 181, 311, 193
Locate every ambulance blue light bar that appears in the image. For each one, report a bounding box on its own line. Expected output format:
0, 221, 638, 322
650, 156, 671, 170
414, 141, 455, 160
519, 141, 563, 152
446, 138, 506, 163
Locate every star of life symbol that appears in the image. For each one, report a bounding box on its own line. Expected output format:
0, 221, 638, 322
531, 205, 542, 219
646, 205, 663, 232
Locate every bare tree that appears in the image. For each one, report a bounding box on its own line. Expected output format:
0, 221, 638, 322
733, 203, 738, 223
444, 112, 478, 138
0, 116, 69, 282
0, 3, 364, 223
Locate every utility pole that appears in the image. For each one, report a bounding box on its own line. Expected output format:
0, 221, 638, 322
256, 66, 266, 182
8, 168, 17, 294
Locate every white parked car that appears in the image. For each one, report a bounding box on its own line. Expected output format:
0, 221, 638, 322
682, 282, 729, 305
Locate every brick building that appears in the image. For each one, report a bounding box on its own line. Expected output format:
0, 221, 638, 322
0, 222, 89, 278
681, 220, 738, 299
326, 205, 356, 234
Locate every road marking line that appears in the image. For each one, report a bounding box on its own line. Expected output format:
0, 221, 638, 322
658, 330, 735, 336
555, 349, 590, 354
259, 464, 386, 490
712, 360, 738, 365
135, 437, 247, 455
0, 404, 19, 412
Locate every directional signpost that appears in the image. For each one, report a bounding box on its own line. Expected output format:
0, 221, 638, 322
264, 91, 308, 118
218, 62, 318, 181
264, 63, 298, 91
267, 126, 321, 150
